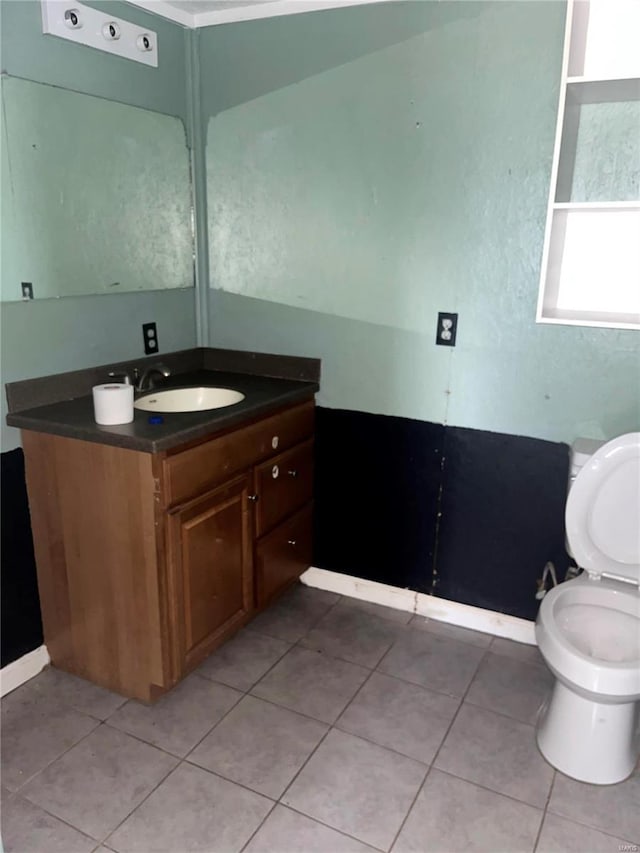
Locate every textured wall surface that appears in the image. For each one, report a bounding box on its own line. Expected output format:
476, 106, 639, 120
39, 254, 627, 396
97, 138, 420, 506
202, 0, 640, 445
570, 101, 640, 202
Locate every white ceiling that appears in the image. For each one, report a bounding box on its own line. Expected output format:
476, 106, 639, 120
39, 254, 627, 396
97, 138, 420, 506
126, 0, 389, 28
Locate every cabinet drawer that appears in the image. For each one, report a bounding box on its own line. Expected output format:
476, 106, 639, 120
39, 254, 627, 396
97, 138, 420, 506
163, 401, 314, 508
254, 439, 314, 537
255, 503, 313, 608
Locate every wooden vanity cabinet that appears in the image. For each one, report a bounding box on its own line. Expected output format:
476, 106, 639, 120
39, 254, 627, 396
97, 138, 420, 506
21, 398, 314, 701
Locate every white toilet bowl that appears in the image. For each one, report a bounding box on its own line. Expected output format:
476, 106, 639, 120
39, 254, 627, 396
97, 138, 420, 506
535, 432, 640, 785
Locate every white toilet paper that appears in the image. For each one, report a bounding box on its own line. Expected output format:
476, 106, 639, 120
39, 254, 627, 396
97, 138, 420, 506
92, 383, 134, 425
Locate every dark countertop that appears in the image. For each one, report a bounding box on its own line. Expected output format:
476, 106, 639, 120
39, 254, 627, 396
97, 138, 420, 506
6, 369, 318, 453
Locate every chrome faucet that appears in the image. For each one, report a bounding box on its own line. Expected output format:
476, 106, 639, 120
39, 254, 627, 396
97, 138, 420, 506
135, 363, 171, 392
107, 363, 171, 392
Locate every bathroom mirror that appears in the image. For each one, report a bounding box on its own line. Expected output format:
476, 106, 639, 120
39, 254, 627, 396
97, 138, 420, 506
1, 76, 193, 301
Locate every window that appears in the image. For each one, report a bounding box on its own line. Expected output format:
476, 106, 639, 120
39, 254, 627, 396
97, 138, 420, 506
536, 0, 640, 329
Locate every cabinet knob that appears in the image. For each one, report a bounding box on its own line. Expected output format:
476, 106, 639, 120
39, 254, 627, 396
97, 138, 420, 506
287, 469, 297, 478
287, 539, 297, 546
247, 494, 259, 502
271, 435, 279, 450
271, 465, 279, 479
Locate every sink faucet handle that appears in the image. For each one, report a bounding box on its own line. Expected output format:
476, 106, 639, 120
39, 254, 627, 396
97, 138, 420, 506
107, 370, 133, 385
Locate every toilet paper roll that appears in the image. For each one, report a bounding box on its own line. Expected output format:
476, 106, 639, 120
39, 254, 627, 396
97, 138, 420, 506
92, 383, 134, 425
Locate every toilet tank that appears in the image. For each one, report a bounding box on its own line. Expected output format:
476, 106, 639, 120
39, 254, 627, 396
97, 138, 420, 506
569, 437, 607, 484
566, 437, 606, 557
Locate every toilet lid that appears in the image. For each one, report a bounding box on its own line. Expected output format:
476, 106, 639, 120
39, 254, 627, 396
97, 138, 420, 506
566, 432, 640, 583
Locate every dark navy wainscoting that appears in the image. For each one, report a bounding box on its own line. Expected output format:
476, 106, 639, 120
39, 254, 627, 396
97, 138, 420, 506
435, 426, 570, 620
314, 408, 444, 592
1, 448, 43, 667
314, 407, 570, 621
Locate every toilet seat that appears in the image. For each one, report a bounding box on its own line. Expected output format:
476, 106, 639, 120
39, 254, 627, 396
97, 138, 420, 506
565, 432, 640, 582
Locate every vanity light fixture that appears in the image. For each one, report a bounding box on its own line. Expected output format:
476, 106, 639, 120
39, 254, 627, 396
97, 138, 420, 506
41, 1, 158, 67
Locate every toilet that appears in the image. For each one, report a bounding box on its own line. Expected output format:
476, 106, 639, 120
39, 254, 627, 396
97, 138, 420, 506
535, 432, 640, 785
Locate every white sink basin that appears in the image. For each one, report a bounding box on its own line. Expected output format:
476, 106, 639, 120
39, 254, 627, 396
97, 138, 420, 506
134, 386, 245, 413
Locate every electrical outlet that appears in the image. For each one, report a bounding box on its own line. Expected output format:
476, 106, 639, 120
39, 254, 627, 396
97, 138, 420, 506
436, 312, 458, 347
142, 322, 159, 355
21, 282, 34, 300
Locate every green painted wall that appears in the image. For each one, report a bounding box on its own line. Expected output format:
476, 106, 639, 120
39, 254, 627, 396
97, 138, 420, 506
201, 0, 640, 444
0, 0, 197, 452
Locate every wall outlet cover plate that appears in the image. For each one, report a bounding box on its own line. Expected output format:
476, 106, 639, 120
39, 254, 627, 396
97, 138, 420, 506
436, 312, 458, 347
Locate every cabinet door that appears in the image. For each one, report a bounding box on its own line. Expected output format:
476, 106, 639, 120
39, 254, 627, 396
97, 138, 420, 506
255, 503, 313, 608
169, 475, 253, 670
254, 439, 314, 537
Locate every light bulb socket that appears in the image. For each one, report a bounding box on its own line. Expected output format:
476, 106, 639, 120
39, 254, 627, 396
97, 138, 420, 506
136, 33, 153, 52
102, 21, 121, 41
63, 8, 82, 29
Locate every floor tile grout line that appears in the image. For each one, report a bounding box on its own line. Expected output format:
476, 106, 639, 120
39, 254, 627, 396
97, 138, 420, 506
337, 597, 414, 627
387, 764, 433, 852
101, 676, 246, 763
422, 639, 490, 768
270, 663, 380, 814
543, 798, 640, 847
293, 635, 395, 674
461, 695, 546, 729
97, 688, 250, 847
425, 643, 558, 818
275, 723, 334, 802
178, 683, 247, 761
5, 786, 102, 846
102, 756, 279, 850
99, 755, 185, 848
6, 668, 129, 723
237, 799, 279, 853
93, 735, 179, 846
195, 635, 296, 696
387, 643, 491, 852
10, 714, 103, 798
180, 757, 282, 804
331, 719, 450, 767
270, 802, 387, 853
532, 770, 557, 853
242, 686, 344, 727
477, 649, 549, 673
409, 621, 494, 650
368, 664, 468, 704
329, 651, 458, 767
431, 765, 549, 815
175, 599, 388, 852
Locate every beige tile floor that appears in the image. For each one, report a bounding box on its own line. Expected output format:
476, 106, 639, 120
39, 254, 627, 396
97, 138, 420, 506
2, 584, 638, 853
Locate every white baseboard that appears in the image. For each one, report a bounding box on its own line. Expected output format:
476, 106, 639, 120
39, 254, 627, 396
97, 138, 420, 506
300, 567, 536, 646
1, 645, 50, 697
0, 574, 535, 700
